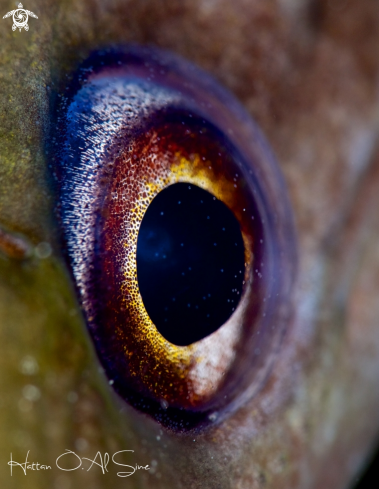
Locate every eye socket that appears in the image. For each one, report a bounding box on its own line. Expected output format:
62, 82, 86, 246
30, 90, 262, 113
53, 45, 296, 430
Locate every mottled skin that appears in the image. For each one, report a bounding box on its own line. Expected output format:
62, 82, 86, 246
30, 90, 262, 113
0, 0, 379, 488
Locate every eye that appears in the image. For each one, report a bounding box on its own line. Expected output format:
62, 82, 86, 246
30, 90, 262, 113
53, 45, 296, 431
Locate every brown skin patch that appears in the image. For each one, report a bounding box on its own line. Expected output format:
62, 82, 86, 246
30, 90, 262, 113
0, 0, 379, 488
0, 226, 31, 259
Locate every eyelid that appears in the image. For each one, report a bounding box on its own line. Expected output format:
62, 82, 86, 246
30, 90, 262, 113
53, 45, 297, 430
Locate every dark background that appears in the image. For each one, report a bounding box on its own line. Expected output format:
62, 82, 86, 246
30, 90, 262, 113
354, 444, 379, 488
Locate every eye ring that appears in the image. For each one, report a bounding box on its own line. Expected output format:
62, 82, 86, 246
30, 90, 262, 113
53, 45, 297, 431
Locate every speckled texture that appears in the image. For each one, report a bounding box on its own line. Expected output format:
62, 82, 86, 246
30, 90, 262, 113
0, 0, 379, 488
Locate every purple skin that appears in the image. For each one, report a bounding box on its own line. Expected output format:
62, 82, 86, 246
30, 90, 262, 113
0, 0, 379, 488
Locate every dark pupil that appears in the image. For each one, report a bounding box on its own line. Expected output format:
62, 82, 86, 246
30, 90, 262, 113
136, 182, 245, 346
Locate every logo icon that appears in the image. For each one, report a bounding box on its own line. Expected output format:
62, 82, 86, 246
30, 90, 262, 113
3, 3, 38, 32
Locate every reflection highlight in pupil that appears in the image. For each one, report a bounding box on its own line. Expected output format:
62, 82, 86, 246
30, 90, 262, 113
137, 183, 245, 346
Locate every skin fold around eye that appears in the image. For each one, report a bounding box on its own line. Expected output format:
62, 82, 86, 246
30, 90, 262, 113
54, 46, 296, 429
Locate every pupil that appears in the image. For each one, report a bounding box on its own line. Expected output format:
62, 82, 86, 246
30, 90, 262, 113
136, 182, 245, 346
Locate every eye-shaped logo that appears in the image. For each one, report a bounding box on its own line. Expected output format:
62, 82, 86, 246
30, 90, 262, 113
2, 2, 38, 32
